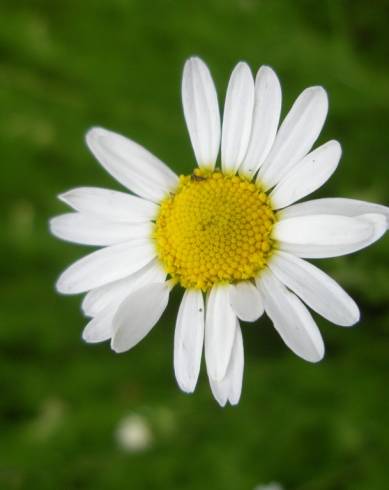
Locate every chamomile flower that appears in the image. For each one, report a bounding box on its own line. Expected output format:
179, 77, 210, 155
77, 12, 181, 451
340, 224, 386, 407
51, 57, 389, 407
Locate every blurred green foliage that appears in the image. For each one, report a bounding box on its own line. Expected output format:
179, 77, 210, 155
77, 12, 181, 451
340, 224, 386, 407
0, 1, 388, 489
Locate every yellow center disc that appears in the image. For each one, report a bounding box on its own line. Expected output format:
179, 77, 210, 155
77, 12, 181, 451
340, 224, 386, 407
153, 169, 276, 291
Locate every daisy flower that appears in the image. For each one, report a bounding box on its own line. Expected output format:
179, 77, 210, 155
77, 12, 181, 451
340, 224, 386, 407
51, 57, 389, 407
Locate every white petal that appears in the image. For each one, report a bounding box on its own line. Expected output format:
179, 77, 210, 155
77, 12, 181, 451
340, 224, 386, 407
273, 214, 373, 258
56, 240, 156, 294
174, 290, 205, 393
209, 322, 244, 407
111, 282, 171, 353
182, 57, 221, 169
221, 62, 255, 174
257, 86, 328, 190
257, 270, 324, 363
59, 187, 158, 223
86, 127, 178, 202
205, 285, 237, 381
50, 213, 152, 246
270, 140, 341, 209
82, 259, 166, 317
279, 197, 389, 229
228, 281, 264, 322
82, 305, 116, 343
239, 66, 281, 177
269, 251, 360, 326
274, 214, 378, 258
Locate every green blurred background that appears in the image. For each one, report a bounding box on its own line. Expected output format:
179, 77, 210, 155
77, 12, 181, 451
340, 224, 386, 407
1, 1, 388, 489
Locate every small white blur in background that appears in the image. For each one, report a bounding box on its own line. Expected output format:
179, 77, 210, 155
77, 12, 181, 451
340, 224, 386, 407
115, 413, 153, 453
254, 483, 284, 490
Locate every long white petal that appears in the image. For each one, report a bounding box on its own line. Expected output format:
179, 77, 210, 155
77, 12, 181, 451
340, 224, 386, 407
50, 213, 152, 246
111, 282, 171, 353
270, 140, 341, 209
205, 285, 237, 381
209, 322, 244, 407
174, 290, 205, 393
59, 187, 158, 223
56, 240, 156, 294
269, 251, 360, 326
221, 62, 255, 175
182, 57, 220, 169
239, 66, 281, 177
82, 304, 116, 343
82, 259, 166, 317
275, 213, 386, 258
257, 270, 324, 363
228, 281, 264, 322
257, 86, 328, 190
86, 127, 178, 202
279, 197, 389, 229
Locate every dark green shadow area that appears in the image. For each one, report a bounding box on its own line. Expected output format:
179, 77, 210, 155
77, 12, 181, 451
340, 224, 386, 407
0, 1, 388, 489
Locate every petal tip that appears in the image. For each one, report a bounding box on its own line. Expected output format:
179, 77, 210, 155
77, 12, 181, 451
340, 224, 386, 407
212, 391, 227, 407
183, 56, 207, 76
55, 271, 82, 295
57, 190, 66, 199
303, 85, 329, 106
177, 379, 196, 394
304, 345, 325, 364
360, 213, 387, 241
81, 328, 93, 343
55, 276, 69, 295
49, 217, 62, 239
257, 64, 278, 79
328, 139, 342, 155
308, 85, 327, 95
48, 216, 56, 230
110, 335, 125, 354
342, 302, 361, 327
235, 60, 250, 71
187, 56, 203, 65
228, 396, 241, 406
345, 317, 360, 328
85, 126, 107, 147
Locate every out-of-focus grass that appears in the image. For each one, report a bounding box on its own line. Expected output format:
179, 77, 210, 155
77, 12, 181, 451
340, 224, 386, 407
0, 1, 388, 489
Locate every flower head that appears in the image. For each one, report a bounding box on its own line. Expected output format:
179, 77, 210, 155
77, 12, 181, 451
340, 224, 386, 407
51, 57, 389, 406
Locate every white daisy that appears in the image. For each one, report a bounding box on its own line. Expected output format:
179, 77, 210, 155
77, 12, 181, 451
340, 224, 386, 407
51, 57, 389, 407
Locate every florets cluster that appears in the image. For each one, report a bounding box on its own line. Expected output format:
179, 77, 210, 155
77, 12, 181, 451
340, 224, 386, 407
154, 169, 276, 290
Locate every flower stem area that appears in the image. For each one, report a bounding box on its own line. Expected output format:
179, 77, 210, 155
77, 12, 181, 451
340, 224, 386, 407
0, 1, 388, 490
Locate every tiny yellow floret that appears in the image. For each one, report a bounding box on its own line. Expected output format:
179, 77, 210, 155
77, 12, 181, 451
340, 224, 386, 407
153, 170, 276, 291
